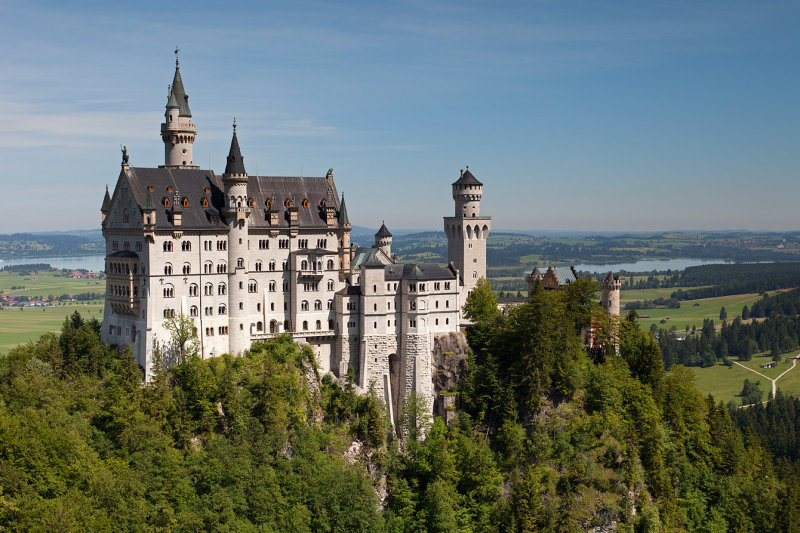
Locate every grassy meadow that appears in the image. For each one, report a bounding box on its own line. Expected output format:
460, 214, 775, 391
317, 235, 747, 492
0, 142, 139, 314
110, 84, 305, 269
689, 351, 800, 405
0, 302, 105, 353
0, 270, 105, 353
635, 293, 764, 331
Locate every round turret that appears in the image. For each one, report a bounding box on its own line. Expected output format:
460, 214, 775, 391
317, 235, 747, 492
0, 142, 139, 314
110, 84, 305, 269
601, 271, 621, 317
452, 168, 483, 218
375, 222, 392, 256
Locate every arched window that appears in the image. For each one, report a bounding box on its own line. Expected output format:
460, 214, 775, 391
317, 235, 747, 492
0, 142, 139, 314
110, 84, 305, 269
163, 197, 170, 207
201, 198, 209, 208
204, 186, 211, 194
301, 300, 309, 311
302, 198, 309, 208
301, 260, 308, 270
303, 321, 308, 331
182, 263, 191, 275
164, 263, 173, 275
327, 259, 334, 270
218, 283, 227, 295
204, 261, 213, 274
248, 280, 257, 293
316, 320, 321, 330
218, 304, 227, 315
269, 281, 276, 292
473, 271, 478, 279
163, 284, 174, 298
285, 198, 292, 207
248, 198, 254, 207
269, 260, 276, 271
255, 260, 262, 272
327, 299, 333, 310
190, 306, 198, 317
181, 240, 191, 251
327, 280, 334, 291
204, 283, 213, 296
163, 241, 173, 252
217, 262, 227, 273
182, 197, 189, 208
270, 320, 278, 333
256, 321, 263, 331
314, 300, 322, 310
237, 258, 244, 269
189, 284, 198, 296
265, 198, 272, 208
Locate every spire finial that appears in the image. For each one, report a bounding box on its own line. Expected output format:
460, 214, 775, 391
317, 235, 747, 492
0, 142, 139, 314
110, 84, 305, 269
174, 46, 180, 67
233, 117, 237, 134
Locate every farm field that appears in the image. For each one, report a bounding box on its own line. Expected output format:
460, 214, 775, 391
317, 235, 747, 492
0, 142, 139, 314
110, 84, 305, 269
0, 301, 105, 353
0, 270, 104, 298
689, 351, 800, 405
636, 293, 763, 331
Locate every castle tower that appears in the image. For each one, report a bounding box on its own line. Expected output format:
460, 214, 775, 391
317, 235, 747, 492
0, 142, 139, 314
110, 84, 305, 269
222, 121, 251, 354
601, 271, 621, 317
101, 185, 111, 224
443, 168, 491, 296
337, 193, 351, 279
375, 222, 392, 257
160, 51, 198, 169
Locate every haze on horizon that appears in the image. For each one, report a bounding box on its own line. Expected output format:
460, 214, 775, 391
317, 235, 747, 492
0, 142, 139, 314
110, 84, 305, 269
0, 1, 798, 234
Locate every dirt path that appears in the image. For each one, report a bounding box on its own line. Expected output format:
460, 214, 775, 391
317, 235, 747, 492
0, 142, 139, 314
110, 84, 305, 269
734, 356, 798, 400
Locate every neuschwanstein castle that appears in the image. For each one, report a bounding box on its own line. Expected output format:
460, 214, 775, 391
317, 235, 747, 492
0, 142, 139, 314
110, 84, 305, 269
100, 56, 490, 424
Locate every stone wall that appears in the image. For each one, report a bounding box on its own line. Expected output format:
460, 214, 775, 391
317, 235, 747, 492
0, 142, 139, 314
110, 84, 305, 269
431, 332, 469, 418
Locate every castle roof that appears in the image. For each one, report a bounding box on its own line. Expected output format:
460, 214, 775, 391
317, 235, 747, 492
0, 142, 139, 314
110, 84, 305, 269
384, 262, 456, 281
169, 64, 192, 117
338, 194, 350, 226
119, 167, 342, 231
453, 169, 482, 187
604, 271, 618, 282
224, 130, 247, 176
376, 222, 392, 238
101, 186, 111, 211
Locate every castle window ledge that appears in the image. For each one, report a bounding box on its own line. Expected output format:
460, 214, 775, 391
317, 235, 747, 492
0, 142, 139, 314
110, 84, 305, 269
298, 270, 324, 280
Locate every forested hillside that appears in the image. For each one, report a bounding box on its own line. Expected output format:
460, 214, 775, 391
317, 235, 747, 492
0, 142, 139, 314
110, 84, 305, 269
2, 284, 799, 531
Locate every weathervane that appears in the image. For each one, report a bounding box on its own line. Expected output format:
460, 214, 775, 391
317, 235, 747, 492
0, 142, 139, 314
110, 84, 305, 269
174, 46, 180, 66
233, 117, 237, 134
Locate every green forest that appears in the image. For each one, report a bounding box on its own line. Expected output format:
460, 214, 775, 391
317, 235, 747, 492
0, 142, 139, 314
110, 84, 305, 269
2, 280, 800, 531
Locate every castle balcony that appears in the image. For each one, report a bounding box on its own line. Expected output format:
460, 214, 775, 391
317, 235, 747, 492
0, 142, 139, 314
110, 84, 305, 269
297, 269, 324, 280
250, 329, 335, 341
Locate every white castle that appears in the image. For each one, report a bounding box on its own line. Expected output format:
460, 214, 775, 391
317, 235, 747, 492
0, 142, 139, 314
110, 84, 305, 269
100, 56, 490, 425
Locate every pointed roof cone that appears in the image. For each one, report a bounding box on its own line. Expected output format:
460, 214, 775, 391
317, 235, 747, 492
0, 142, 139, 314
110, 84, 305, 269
376, 221, 392, 238
453, 168, 482, 186
224, 125, 247, 176
605, 271, 617, 282
170, 62, 192, 117
166, 85, 180, 109
101, 185, 111, 211
143, 188, 157, 211
338, 193, 350, 225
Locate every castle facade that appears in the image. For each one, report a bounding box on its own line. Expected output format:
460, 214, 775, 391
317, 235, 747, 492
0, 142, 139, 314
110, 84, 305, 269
101, 58, 489, 425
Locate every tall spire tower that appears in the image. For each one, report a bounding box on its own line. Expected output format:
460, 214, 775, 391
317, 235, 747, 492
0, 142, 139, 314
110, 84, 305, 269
160, 49, 198, 168
443, 167, 491, 297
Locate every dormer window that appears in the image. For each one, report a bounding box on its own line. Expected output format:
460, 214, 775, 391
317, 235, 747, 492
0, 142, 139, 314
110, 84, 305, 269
302, 198, 309, 208
167, 186, 173, 193
201, 198, 208, 208
248, 198, 254, 208
285, 198, 292, 208
265, 198, 272, 208
204, 186, 211, 194
163, 197, 170, 207
182, 197, 189, 208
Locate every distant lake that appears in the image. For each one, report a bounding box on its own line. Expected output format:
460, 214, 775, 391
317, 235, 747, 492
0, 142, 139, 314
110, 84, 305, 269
573, 258, 729, 274
0, 255, 106, 272
0, 255, 767, 275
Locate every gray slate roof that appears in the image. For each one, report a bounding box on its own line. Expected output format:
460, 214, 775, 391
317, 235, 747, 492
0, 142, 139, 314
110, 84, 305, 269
376, 222, 392, 238
169, 66, 192, 117
384, 263, 456, 281
338, 194, 350, 225
121, 167, 342, 231
453, 169, 482, 186
224, 132, 246, 176
101, 186, 111, 211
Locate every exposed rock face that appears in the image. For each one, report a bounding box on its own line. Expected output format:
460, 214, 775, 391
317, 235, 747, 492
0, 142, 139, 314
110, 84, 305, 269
431, 332, 469, 419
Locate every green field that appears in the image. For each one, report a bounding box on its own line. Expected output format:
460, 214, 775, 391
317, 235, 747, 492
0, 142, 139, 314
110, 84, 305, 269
0, 270, 105, 298
636, 293, 763, 331
0, 302, 105, 353
688, 351, 800, 405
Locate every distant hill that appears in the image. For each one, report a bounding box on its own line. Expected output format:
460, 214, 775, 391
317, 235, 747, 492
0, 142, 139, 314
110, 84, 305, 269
0, 233, 104, 259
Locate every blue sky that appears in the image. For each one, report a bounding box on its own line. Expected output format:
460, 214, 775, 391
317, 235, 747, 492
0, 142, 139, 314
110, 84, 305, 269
0, 0, 798, 233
